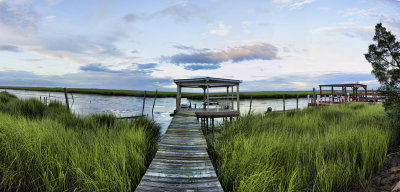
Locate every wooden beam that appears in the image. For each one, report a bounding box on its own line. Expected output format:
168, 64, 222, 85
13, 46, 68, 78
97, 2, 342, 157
142, 91, 146, 116
319, 85, 322, 96
313, 87, 316, 105
203, 88, 206, 109
236, 84, 240, 112
176, 84, 181, 111
231, 86, 234, 110
206, 83, 209, 110
152, 89, 157, 115
64, 88, 69, 109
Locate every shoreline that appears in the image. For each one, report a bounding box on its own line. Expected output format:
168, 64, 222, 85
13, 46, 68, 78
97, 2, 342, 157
0, 86, 315, 99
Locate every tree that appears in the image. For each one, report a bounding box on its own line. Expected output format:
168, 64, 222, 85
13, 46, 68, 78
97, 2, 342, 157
365, 23, 400, 120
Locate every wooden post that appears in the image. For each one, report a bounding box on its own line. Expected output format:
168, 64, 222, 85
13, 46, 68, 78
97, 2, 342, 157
212, 118, 214, 131
283, 95, 285, 111
231, 86, 234, 110
331, 86, 334, 104
249, 96, 253, 113
313, 87, 316, 106
64, 88, 69, 109
364, 86, 367, 102
356, 88, 358, 101
40, 96, 41, 102
206, 84, 210, 110
195, 104, 197, 109
296, 95, 299, 110
319, 85, 322, 96
236, 84, 240, 112
152, 89, 157, 115
203, 88, 206, 109
142, 91, 146, 116
176, 84, 181, 111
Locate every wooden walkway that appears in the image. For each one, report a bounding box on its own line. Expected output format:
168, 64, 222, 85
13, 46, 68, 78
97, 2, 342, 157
136, 111, 223, 192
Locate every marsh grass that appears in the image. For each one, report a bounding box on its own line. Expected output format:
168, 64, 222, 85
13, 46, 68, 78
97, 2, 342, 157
0, 91, 160, 191
0, 86, 317, 99
207, 103, 396, 192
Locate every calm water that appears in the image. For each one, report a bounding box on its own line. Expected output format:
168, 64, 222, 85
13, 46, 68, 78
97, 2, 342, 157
1, 89, 308, 136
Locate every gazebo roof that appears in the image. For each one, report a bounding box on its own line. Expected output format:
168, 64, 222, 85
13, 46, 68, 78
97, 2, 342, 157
319, 83, 367, 88
174, 77, 242, 88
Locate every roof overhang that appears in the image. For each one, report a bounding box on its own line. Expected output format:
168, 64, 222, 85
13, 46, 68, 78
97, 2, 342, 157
174, 77, 242, 88
319, 83, 367, 88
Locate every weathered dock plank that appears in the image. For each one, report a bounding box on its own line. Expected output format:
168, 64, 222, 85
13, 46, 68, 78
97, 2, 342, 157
136, 111, 223, 192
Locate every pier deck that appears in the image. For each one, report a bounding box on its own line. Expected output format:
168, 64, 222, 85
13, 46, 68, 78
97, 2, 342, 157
135, 111, 223, 192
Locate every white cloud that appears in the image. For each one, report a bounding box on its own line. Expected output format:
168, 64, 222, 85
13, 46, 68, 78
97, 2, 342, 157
209, 22, 231, 36
314, 25, 374, 40
339, 8, 400, 34
273, 0, 315, 10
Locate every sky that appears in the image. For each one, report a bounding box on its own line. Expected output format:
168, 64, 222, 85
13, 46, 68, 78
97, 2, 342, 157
0, 0, 399, 91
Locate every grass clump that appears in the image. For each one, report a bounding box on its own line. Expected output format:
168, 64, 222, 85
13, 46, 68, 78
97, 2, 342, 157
208, 103, 396, 192
0, 91, 160, 191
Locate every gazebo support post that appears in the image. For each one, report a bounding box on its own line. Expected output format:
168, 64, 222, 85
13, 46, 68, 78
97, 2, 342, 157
206, 84, 210, 110
364, 86, 367, 102
176, 84, 181, 111
236, 84, 240, 112
203, 88, 206, 109
231, 86, 234, 110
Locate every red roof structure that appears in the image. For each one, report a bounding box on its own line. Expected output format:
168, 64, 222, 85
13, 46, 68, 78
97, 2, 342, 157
308, 83, 385, 106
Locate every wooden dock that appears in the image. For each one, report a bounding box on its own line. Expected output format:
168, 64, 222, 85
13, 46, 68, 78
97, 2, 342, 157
135, 111, 223, 192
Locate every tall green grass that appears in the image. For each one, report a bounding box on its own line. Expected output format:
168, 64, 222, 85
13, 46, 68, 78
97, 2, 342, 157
0, 91, 160, 191
208, 103, 397, 192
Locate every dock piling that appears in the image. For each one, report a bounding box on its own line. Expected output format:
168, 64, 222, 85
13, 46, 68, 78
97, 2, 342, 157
64, 88, 69, 109
142, 91, 146, 116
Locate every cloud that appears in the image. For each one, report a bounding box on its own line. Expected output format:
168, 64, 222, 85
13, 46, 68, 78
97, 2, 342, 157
19, 58, 42, 62
272, 0, 315, 10
173, 44, 210, 52
164, 43, 279, 71
0, 0, 39, 31
122, 2, 209, 24
0, 45, 21, 52
79, 63, 116, 73
340, 8, 400, 34
123, 14, 141, 23
136, 63, 157, 70
209, 22, 231, 36
242, 72, 378, 91
183, 64, 221, 71
0, 69, 171, 91
315, 25, 374, 40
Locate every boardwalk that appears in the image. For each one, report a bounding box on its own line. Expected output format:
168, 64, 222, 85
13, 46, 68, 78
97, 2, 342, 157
136, 111, 223, 192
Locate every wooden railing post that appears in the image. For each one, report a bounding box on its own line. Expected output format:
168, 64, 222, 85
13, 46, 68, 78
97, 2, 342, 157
283, 95, 285, 111
142, 91, 146, 116
64, 88, 69, 109
152, 89, 157, 115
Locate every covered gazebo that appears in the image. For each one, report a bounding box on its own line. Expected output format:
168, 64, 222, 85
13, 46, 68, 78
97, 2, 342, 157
173, 77, 242, 112
309, 83, 369, 105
